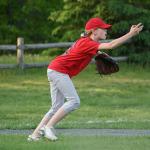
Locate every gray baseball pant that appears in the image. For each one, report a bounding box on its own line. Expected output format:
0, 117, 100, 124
45, 69, 80, 118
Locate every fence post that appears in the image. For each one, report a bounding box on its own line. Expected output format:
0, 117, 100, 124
17, 37, 24, 69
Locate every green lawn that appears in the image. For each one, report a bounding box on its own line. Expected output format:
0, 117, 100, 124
0, 54, 53, 64
0, 135, 149, 150
0, 60, 150, 129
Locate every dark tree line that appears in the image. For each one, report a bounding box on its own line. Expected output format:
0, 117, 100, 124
0, 0, 150, 64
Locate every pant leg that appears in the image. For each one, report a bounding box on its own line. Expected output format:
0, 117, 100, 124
45, 70, 65, 118
57, 74, 80, 113
47, 69, 80, 114
47, 71, 80, 113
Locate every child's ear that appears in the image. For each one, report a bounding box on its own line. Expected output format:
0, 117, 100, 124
91, 29, 95, 33
93, 30, 97, 36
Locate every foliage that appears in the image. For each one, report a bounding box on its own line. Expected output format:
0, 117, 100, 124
0, 0, 150, 63
41, 48, 66, 56
49, 0, 150, 61
128, 51, 150, 66
0, 0, 63, 44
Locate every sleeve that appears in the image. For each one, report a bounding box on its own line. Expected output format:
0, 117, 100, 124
84, 40, 100, 56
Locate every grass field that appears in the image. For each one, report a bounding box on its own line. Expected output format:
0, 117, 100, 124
0, 59, 150, 129
0, 135, 150, 150
0, 54, 53, 64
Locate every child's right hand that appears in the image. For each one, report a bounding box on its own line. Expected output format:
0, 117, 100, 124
129, 23, 144, 36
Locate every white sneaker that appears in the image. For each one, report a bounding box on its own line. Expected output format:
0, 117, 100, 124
44, 126, 58, 141
27, 135, 41, 141
38, 126, 45, 136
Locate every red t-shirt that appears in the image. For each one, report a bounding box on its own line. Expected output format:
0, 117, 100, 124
48, 37, 100, 77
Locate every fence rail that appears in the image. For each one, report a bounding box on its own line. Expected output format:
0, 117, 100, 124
0, 45, 16, 51
0, 37, 128, 69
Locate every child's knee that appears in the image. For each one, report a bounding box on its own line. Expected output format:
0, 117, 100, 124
45, 107, 58, 117
63, 97, 80, 113
73, 101, 80, 109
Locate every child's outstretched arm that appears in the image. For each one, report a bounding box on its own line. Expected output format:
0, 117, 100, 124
99, 23, 144, 50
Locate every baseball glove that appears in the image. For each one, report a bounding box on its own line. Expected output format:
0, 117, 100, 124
95, 52, 119, 75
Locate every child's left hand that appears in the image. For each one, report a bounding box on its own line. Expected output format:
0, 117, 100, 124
129, 23, 144, 36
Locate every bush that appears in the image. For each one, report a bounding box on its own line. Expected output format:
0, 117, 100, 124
128, 52, 150, 66
49, 0, 150, 57
41, 48, 65, 56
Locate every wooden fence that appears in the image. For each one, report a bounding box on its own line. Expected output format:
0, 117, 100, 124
0, 37, 128, 69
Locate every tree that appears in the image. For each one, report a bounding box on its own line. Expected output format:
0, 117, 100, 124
0, 0, 63, 44
49, 0, 150, 57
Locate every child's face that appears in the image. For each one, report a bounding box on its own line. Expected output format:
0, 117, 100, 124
94, 28, 107, 40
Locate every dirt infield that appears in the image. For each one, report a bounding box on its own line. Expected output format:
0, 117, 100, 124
0, 129, 150, 136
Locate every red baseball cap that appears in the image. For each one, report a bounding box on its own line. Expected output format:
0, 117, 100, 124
85, 17, 112, 30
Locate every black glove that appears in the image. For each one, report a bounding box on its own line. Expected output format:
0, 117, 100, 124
95, 52, 119, 75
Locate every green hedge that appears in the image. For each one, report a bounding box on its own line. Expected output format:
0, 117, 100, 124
128, 52, 150, 66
